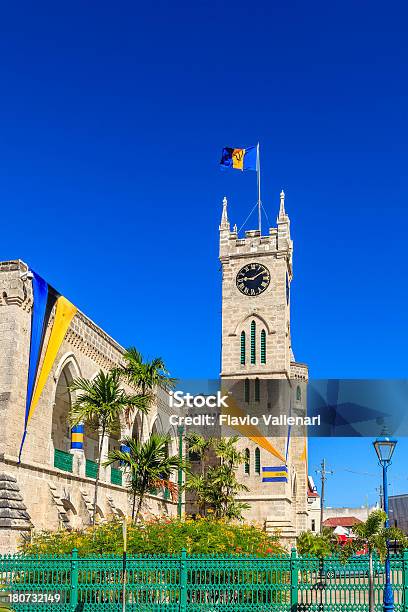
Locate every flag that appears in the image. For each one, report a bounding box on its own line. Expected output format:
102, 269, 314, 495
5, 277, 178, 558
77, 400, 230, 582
18, 271, 77, 461
262, 466, 288, 483
220, 146, 257, 171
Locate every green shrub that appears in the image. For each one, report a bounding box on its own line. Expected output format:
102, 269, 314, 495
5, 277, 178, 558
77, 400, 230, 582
21, 516, 283, 556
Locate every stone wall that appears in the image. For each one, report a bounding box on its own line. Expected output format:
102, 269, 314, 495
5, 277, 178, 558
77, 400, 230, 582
0, 260, 178, 553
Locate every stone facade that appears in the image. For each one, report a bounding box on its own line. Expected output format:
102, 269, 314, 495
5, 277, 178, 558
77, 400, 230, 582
219, 192, 309, 544
0, 260, 178, 553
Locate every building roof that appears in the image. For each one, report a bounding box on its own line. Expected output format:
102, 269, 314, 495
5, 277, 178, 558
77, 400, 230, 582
308, 475, 320, 498
323, 516, 362, 528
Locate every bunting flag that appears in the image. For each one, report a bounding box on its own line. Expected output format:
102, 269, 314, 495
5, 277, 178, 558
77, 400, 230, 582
220, 146, 257, 171
300, 438, 308, 477
220, 389, 286, 464
18, 272, 77, 461
262, 466, 288, 483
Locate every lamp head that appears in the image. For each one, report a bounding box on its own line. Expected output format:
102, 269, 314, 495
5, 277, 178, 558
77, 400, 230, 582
373, 436, 397, 465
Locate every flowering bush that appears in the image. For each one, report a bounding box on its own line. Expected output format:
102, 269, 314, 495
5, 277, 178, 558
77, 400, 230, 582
21, 516, 283, 556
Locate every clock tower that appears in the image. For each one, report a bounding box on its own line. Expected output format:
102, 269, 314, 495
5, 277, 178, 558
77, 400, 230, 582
219, 191, 309, 542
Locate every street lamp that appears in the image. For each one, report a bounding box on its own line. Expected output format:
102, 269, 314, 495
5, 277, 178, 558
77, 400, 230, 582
373, 435, 397, 612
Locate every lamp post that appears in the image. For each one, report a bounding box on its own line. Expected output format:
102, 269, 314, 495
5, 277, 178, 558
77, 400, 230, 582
373, 435, 397, 612
177, 425, 184, 519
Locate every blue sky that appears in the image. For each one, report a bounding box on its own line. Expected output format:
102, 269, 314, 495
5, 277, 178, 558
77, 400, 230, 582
1, 1, 407, 507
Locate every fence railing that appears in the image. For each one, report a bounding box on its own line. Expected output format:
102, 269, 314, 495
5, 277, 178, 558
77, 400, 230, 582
54, 449, 73, 473
85, 459, 98, 479
1, 548, 408, 611
110, 467, 122, 486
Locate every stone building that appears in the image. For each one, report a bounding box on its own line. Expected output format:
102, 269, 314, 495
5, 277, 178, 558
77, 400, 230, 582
218, 191, 309, 542
0, 190, 311, 552
0, 260, 178, 553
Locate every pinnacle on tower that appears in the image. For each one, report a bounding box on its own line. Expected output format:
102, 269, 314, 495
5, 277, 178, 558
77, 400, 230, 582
278, 189, 286, 220
220, 196, 230, 230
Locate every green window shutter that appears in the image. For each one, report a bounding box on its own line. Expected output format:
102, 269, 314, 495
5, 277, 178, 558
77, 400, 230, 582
255, 447, 261, 474
255, 378, 260, 402
296, 385, 302, 402
250, 320, 256, 364
240, 331, 246, 365
260, 329, 266, 364
244, 378, 250, 403
244, 448, 250, 474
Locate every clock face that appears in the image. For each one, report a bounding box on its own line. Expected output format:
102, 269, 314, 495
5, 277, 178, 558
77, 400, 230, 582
236, 263, 270, 296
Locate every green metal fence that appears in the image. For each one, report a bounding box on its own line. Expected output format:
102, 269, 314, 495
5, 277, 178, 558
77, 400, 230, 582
110, 468, 122, 486
54, 449, 73, 473
85, 459, 98, 479
1, 548, 408, 611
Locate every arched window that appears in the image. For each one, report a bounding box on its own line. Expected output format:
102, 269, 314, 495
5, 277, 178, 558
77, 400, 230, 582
250, 320, 256, 364
132, 413, 142, 443
255, 377, 260, 402
244, 448, 250, 474
240, 331, 246, 365
296, 386, 302, 402
260, 330, 266, 364
53, 366, 73, 454
255, 447, 261, 474
244, 378, 250, 403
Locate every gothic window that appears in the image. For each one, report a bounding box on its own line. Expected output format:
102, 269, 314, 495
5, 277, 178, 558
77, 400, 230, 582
255, 377, 260, 402
132, 413, 142, 443
244, 448, 250, 474
244, 378, 250, 403
296, 386, 302, 402
260, 329, 266, 364
53, 366, 73, 453
240, 331, 246, 365
250, 320, 256, 364
255, 447, 261, 474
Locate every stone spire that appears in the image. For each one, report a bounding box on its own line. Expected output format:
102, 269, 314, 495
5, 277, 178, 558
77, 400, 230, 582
278, 189, 286, 220
219, 196, 230, 231
277, 189, 291, 251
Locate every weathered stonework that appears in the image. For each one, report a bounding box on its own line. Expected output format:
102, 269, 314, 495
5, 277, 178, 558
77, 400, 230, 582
0, 261, 178, 553
219, 193, 309, 545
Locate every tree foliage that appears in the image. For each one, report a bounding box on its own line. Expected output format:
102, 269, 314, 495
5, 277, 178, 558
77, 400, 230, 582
21, 517, 283, 556
297, 528, 340, 558
186, 435, 250, 520
69, 369, 145, 525
104, 433, 182, 519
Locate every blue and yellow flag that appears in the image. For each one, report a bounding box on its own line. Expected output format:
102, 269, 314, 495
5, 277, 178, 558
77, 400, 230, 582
262, 466, 288, 483
220, 146, 257, 171
18, 271, 77, 461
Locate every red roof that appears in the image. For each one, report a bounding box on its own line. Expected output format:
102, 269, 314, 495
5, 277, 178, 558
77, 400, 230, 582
323, 516, 363, 528
308, 490, 319, 498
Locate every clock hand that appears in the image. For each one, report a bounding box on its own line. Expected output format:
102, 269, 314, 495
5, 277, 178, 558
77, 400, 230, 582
244, 271, 266, 281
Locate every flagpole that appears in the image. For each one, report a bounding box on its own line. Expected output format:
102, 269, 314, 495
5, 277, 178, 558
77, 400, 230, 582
257, 142, 261, 234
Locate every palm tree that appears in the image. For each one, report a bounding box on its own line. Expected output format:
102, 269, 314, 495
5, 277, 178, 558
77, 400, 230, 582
104, 433, 181, 520
186, 436, 249, 520
117, 348, 176, 442
69, 369, 146, 525
352, 509, 407, 612
185, 433, 213, 515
